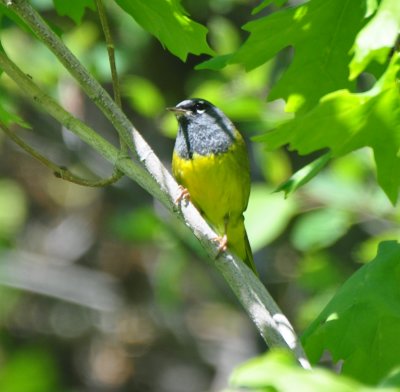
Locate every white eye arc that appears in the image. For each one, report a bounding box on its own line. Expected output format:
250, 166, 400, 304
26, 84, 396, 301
194, 101, 206, 114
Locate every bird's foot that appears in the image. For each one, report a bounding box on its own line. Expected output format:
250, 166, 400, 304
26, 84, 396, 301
175, 185, 190, 204
214, 234, 228, 258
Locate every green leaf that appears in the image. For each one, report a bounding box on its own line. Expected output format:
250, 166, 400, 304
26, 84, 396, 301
350, 0, 400, 79
380, 368, 400, 388
115, 0, 214, 61
53, 0, 95, 24
228, 349, 393, 392
258, 53, 400, 204
365, 0, 379, 17
0, 82, 31, 128
252, 0, 289, 15
302, 241, 400, 385
0, 103, 31, 129
195, 53, 232, 71
244, 184, 297, 252
224, 0, 366, 112
274, 153, 331, 197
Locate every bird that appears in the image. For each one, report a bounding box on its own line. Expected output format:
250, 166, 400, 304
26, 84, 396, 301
168, 98, 257, 274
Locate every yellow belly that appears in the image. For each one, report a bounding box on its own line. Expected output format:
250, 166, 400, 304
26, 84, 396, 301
172, 142, 250, 234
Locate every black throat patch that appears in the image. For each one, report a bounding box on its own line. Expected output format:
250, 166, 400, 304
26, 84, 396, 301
174, 106, 236, 159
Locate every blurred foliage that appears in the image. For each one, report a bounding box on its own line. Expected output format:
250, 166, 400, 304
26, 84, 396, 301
226, 349, 399, 392
0, 0, 399, 391
303, 241, 400, 385
245, 184, 297, 252
122, 75, 165, 118
0, 346, 60, 392
0, 179, 27, 242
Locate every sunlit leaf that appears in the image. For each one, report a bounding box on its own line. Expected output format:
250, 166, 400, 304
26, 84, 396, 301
258, 54, 400, 204
274, 153, 331, 197
350, 0, 400, 79
115, 0, 214, 61
365, 0, 379, 17
228, 349, 394, 392
302, 241, 400, 385
201, 0, 367, 113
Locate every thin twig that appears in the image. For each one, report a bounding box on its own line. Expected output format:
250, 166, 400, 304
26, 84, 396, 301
0, 51, 119, 162
95, 0, 128, 161
0, 121, 122, 187
95, 0, 121, 108
4, 0, 136, 154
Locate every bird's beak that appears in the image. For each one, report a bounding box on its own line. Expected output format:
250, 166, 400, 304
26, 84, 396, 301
166, 106, 189, 116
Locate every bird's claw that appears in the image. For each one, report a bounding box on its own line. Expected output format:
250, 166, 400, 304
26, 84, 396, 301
214, 234, 228, 258
175, 185, 190, 204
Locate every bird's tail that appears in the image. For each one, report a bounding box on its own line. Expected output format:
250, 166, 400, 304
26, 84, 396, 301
226, 216, 258, 276
244, 229, 258, 276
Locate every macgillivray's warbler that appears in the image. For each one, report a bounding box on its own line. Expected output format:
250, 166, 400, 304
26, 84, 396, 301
168, 98, 257, 274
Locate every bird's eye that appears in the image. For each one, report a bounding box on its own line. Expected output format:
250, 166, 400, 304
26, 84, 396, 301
194, 102, 206, 113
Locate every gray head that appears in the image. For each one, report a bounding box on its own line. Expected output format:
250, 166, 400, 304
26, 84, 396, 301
168, 98, 236, 159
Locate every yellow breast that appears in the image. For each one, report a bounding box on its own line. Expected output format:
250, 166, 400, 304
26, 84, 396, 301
172, 140, 250, 234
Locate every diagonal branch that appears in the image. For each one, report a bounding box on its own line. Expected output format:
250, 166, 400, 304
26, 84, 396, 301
0, 0, 311, 368
0, 121, 122, 187
3, 0, 178, 207
4, 0, 136, 154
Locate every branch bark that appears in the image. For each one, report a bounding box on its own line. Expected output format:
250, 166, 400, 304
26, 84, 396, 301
0, 120, 121, 187
0, 0, 311, 369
